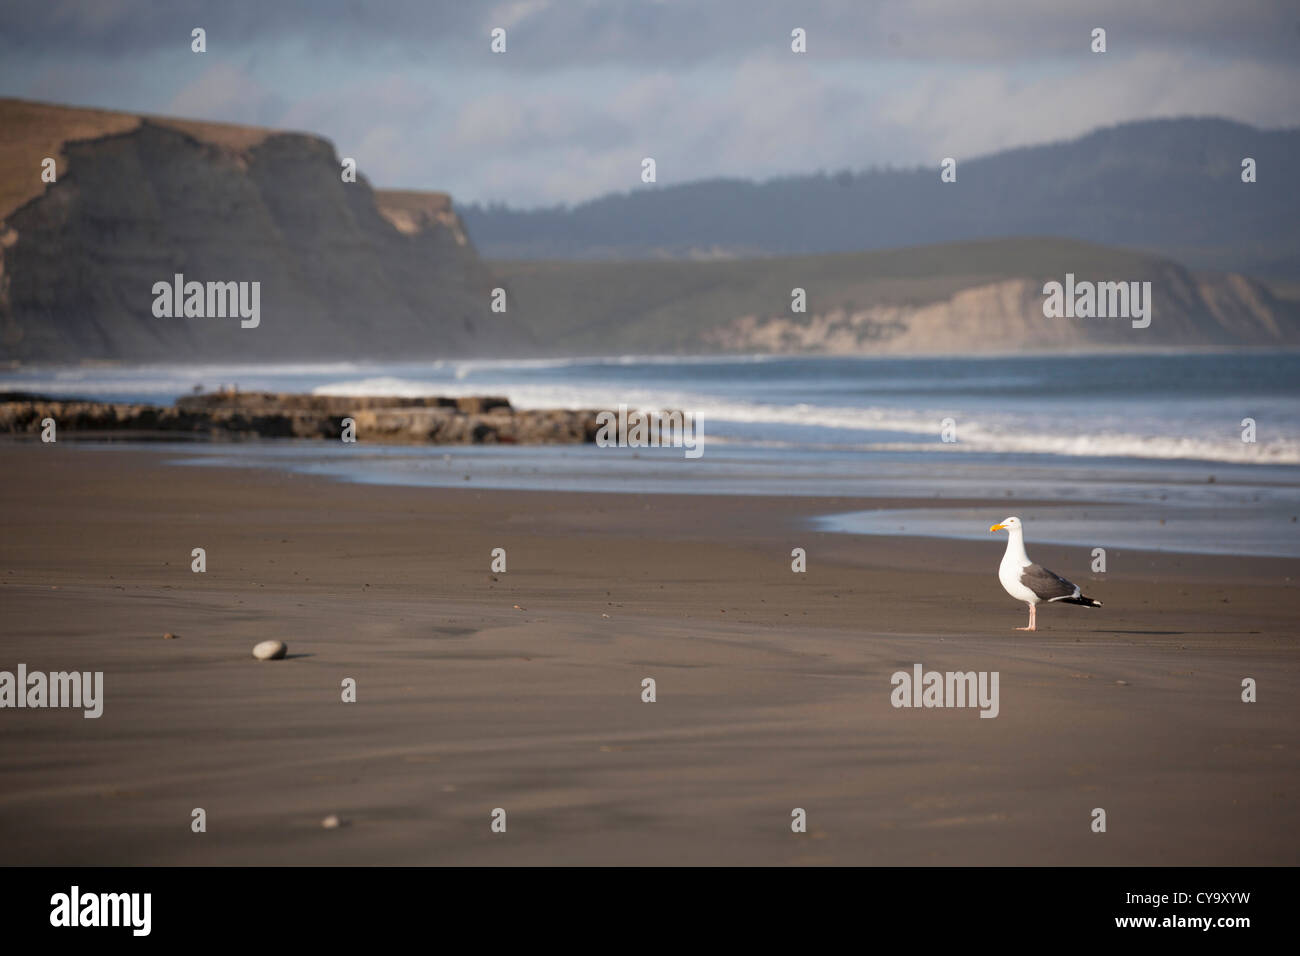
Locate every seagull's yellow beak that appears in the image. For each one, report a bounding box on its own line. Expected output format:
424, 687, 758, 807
989, 523, 1005, 531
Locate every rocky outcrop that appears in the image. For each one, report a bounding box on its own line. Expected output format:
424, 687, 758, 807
0, 392, 600, 444
699, 272, 1300, 354
0, 98, 521, 363
495, 239, 1300, 355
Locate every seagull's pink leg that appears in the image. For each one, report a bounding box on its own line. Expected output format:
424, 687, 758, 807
1016, 604, 1037, 631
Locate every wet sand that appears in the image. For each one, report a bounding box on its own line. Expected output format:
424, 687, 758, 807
0, 444, 1297, 865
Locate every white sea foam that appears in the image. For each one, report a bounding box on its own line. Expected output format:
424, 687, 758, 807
308, 376, 1300, 465
6, 357, 1298, 467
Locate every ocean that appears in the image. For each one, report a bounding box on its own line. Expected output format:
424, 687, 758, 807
6, 351, 1299, 556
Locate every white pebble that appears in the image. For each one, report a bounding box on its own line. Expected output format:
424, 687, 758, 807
252, 640, 287, 660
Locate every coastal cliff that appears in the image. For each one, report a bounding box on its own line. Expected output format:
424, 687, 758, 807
496, 242, 1300, 354
0, 99, 518, 363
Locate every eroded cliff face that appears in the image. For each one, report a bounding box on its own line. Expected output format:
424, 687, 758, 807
0, 99, 519, 362
701, 270, 1298, 354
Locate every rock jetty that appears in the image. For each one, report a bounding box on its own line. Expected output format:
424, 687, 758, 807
0, 391, 602, 444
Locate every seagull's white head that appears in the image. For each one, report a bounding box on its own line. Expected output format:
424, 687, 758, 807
989, 516, 1022, 533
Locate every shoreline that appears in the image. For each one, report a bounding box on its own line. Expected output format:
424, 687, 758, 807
8, 438, 1300, 558
1, 445, 1297, 865
24, 439, 1300, 558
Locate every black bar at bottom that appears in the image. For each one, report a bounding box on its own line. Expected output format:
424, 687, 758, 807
0, 866, 1282, 942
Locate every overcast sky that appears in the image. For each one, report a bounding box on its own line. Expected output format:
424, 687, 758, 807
2, 0, 1298, 207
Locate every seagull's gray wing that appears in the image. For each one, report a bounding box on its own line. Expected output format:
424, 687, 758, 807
1020, 564, 1082, 602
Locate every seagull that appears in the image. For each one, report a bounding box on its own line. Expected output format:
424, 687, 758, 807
989, 516, 1101, 631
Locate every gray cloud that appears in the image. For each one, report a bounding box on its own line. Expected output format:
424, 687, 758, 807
4, 0, 1298, 64
2, 0, 1298, 206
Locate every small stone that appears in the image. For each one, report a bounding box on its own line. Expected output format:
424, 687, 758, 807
321, 815, 343, 829
1115, 680, 1129, 686
252, 640, 287, 660
163, 632, 179, 640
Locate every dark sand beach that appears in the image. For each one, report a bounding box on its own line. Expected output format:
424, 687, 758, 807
0, 445, 1296, 866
